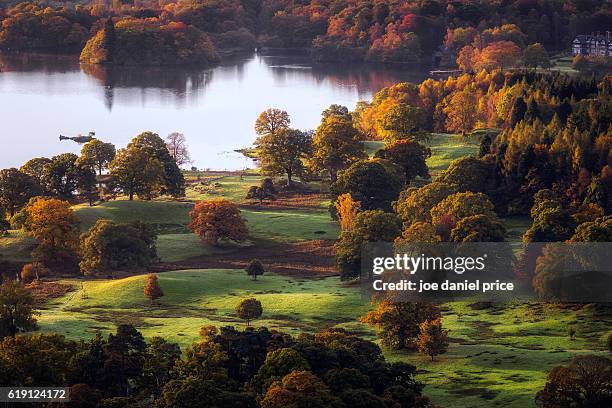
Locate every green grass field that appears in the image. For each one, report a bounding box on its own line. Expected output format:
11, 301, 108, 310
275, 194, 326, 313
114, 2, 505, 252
36, 270, 611, 408
363, 133, 480, 175
38, 269, 368, 348
0, 231, 35, 263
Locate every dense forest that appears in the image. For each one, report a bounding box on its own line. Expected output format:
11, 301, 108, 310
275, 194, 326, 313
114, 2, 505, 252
0, 0, 611, 64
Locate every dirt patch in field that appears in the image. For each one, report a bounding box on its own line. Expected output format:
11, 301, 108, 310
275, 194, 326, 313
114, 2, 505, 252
26, 280, 75, 303
242, 192, 330, 210
151, 240, 337, 278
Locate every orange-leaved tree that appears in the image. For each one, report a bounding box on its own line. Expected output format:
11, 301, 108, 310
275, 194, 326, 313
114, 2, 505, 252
144, 273, 164, 305
25, 197, 80, 270
188, 199, 248, 246
334, 193, 360, 232
417, 318, 449, 361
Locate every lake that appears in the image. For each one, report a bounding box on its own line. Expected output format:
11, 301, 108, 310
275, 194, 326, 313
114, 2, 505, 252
0, 52, 428, 170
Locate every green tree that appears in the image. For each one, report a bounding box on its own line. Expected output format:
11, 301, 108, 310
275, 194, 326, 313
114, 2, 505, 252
335, 210, 401, 279
252, 348, 310, 394
0, 168, 39, 217
76, 163, 99, 206
0, 281, 38, 338
109, 145, 165, 200
255, 128, 312, 185
524, 207, 576, 242
261, 370, 340, 408
103, 324, 147, 397
523, 43, 551, 69
437, 156, 493, 193
570, 216, 612, 242
20, 157, 51, 190
246, 259, 265, 280
236, 298, 263, 326
394, 182, 459, 226
374, 140, 431, 184
311, 114, 366, 182
510, 96, 527, 127
128, 132, 185, 197
246, 178, 276, 203
80, 220, 158, 276
417, 318, 449, 361
478, 135, 492, 158
157, 376, 255, 408
450, 214, 506, 242
377, 103, 426, 142
331, 159, 404, 212
42, 153, 80, 199
142, 337, 181, 394
430, 191, 497, 225
102, 18, 116, 63
78, 139, 116, 176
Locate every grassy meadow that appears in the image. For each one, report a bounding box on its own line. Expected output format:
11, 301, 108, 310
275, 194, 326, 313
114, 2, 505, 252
7, 131, 609, 407
37, 269, 611, 408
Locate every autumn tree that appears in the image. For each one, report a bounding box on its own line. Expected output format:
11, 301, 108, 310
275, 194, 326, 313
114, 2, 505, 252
361, 301, 441, 350
78, 139, 116, 175
109, 145, 165, 200
335, 210, 401, 279
20, 262, 49, 283
26, 198, 80, 270
0, 281, 38, 338
0, 168, 39, 217
475, 41, 521, 70
443, 85, 478, 135
255, 108, 291, 136
261, 370, 341, 408
246, 259, 265, 281
334, 193, 360, 232
417, 319, 449, 361
374, 140, 431, 184
80, 220, 158, 276
535, 355, 612, 408
189, 199, 248, 246
311, 113, 366, 182
165, 132, 191, 167
236, 298, 263, 326
375, 102, 426, 142
144, 273, 164, 305
331, 159, 404, 212
255, 128, 312, 185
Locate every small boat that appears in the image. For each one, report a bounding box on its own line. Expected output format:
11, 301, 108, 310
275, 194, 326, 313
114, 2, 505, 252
59, 131, 96, 144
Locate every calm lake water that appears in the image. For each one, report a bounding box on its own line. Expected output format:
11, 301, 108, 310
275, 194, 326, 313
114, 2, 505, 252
0, 52, 428, 170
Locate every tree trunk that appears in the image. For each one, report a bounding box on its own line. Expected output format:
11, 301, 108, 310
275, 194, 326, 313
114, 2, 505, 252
129, 191, 134, 200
